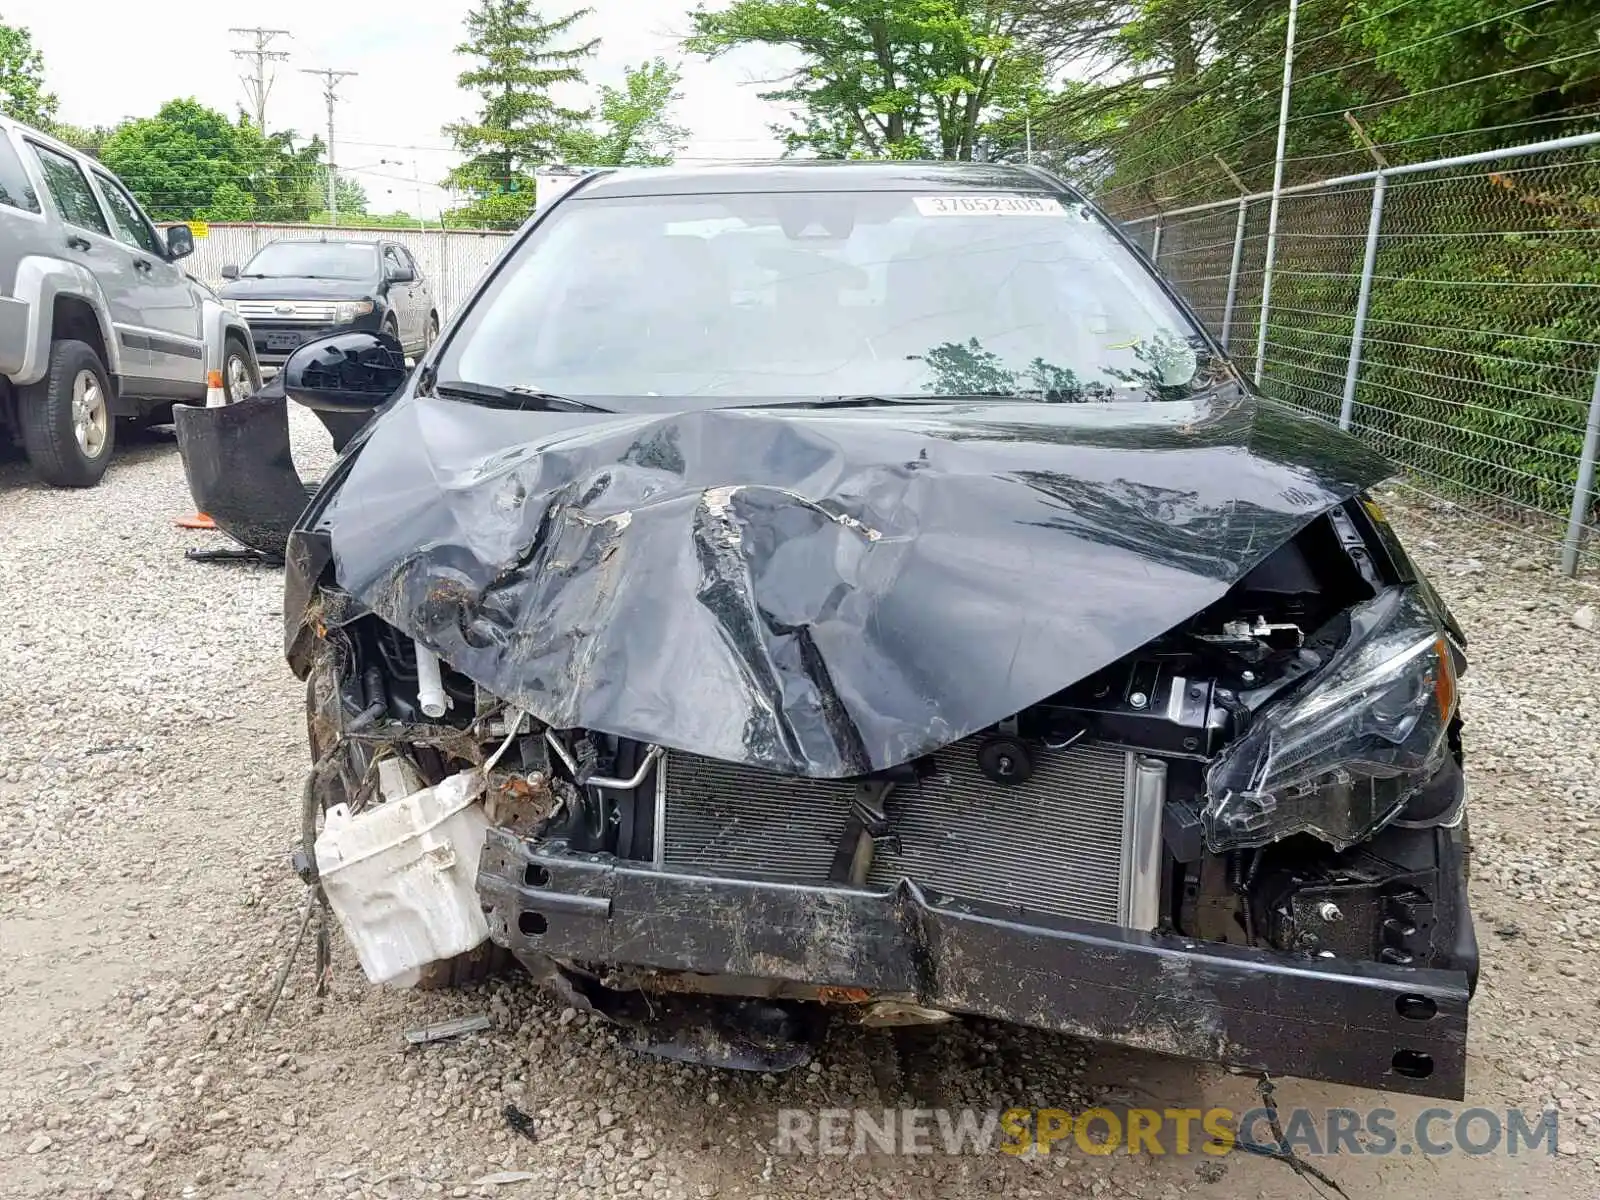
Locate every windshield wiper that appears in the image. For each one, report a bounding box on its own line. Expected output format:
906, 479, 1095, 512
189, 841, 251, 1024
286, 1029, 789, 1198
426, 379, 613, 414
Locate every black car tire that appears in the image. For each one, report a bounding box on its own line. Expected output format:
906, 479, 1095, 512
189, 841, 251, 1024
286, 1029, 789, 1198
423, 312, 439, 353
223, 334, 261, 403
20, 338, 117, 488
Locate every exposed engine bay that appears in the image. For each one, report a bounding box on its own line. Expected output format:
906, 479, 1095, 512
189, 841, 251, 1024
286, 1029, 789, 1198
300, 498, 1474, 1085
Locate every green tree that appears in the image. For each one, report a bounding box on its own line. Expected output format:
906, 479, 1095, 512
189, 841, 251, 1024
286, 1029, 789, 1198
0, 16, 56, 127
1022, 0, 1600, 203
1020, 0, 1600, 525
48, 121, 115, 157
684, 0, 1043, 160
201, 181, 256, 222
444, 0, 599, 226
331, 173, 370, 215
305, 175, 372, 224
1347, 0, 1600, 143
99, 100, 324, 222
560, 58, 688, 166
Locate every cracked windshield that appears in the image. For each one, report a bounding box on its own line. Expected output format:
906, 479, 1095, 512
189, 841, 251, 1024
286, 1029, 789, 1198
449, 190, 1221, 402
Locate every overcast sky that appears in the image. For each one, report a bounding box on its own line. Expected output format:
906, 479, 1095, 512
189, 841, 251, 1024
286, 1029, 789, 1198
7, 1, 797, 215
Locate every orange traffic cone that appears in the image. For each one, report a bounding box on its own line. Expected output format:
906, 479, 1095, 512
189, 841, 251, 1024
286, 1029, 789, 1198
175, 370, 231, 530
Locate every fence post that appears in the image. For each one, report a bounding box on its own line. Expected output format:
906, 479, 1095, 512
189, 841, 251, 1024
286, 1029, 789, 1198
1220, 197, 1249, 350
1339, 172, 1387, 431
1150, 217, 1163, 267
439, 229, 453, 319
1253, 0, 1300, 386
1562, 358, 1600, 577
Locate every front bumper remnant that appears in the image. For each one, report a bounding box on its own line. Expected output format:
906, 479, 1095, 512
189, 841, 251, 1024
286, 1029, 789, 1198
478, 828, 1471, 1099
174, 392, 312, 561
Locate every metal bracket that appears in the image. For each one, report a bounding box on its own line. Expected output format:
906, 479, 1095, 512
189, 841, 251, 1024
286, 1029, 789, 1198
828, 782, 899, 883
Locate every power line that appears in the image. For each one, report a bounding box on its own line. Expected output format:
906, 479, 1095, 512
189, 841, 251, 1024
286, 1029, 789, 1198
230, 28, 292, 132
300, 67, 359, 222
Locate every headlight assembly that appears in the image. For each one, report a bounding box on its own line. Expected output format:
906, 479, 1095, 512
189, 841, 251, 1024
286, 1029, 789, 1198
1204, 587, 1463, 852
335, 300, 375, 324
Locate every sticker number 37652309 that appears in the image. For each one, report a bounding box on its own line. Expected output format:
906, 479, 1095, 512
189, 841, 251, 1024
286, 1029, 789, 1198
914, 195, 1065, 217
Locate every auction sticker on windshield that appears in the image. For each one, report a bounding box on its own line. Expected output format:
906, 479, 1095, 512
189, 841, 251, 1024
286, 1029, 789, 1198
914, 195, 1065, 217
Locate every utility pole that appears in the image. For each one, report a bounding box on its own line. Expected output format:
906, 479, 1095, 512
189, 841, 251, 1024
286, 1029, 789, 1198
229, 28, 291, 131
301, 68, 358, 226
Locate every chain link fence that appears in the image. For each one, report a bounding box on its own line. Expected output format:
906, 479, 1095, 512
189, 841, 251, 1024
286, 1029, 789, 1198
1108, 133, 1600, 574
168, 174, 1600, 573
179, 223, 513, 319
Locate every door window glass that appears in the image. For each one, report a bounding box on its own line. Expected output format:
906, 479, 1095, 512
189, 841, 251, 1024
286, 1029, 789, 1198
0, 135, 41, 213
93, 172, 163, 255
27, 143, 109, 235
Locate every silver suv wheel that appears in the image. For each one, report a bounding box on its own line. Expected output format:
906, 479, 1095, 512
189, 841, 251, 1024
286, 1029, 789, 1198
225, 351, 251, 400
71, 368, 109, 458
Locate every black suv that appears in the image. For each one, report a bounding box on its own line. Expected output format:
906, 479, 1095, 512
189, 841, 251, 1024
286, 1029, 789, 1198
218, 238, 438, 369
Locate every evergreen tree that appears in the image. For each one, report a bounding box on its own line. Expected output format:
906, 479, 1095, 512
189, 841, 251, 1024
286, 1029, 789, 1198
443, 0, 598, 226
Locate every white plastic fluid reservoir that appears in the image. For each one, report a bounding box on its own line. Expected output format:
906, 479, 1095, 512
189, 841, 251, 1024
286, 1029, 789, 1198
314, 770, 492, 986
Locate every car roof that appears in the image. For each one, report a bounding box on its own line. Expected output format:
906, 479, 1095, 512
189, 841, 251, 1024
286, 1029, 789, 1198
570, 159, 1074, 201
0, 113, 97, 165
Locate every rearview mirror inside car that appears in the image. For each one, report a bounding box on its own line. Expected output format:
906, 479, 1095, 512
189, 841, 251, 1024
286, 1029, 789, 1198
282, 330, 409, 414
166, 225, 195, 260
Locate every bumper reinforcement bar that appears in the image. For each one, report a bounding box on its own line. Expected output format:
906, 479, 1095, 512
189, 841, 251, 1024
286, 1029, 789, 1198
478, 828, 1470, 1099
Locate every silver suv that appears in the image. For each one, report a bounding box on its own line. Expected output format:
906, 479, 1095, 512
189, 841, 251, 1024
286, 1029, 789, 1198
0, 116, 260, 487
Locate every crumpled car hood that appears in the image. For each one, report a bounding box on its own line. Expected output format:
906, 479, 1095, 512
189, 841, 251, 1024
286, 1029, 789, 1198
309, 384, 1392, 778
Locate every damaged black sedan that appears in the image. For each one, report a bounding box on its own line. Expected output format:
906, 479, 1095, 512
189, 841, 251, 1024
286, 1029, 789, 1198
176, 161, 1477, 1099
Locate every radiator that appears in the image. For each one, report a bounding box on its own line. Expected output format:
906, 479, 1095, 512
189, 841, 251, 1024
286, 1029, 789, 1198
656, 738, 1167, 929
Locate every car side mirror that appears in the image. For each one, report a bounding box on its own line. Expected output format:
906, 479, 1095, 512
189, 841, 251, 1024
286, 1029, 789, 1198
282, 329, 409, 414
220, 263, 240, 279
166, 225, 195, 261
386, 264, 415, 284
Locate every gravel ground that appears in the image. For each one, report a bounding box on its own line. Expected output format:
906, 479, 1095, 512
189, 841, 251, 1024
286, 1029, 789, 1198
2, 414, 1599, 1200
